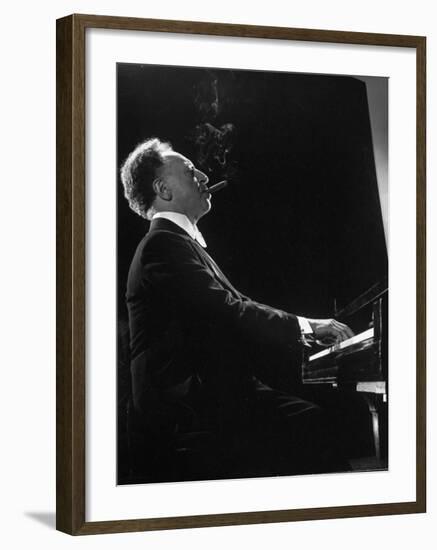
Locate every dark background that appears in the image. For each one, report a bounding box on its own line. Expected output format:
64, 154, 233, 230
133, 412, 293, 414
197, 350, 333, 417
117, 63, 387, 323
116, 63, 388, 481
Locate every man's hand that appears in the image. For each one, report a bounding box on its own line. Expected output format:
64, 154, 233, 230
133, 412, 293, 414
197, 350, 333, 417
307, 318, 354, 346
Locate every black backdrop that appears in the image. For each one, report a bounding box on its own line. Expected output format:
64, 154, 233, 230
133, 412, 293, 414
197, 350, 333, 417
117, 63, 387, 323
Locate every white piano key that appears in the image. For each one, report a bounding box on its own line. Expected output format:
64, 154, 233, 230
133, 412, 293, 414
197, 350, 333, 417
308, 327, 375, 362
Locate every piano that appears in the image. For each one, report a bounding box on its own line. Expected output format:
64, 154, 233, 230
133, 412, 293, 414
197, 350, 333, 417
302, 279, 388, 466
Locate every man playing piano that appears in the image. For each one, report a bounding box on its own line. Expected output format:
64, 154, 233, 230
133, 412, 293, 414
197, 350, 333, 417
121, 137, 354, 482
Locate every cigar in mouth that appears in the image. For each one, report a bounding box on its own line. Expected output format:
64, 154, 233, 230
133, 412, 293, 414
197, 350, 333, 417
207, 180, 228, 194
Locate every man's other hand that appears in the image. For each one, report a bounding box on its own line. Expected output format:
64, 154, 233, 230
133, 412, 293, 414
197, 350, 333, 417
307, 318, 354, 346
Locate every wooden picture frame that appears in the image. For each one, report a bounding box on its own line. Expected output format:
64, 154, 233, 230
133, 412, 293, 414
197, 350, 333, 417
56, 13, 426, 535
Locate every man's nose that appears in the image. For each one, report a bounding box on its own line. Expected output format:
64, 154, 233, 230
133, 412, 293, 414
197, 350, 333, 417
195, 169, 209, 185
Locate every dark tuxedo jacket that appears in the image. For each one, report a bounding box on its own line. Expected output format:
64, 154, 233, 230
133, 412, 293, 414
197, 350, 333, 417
126, 217, 303, 436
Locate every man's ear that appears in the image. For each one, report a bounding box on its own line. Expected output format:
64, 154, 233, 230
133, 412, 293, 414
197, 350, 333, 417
153, 178, 172, 201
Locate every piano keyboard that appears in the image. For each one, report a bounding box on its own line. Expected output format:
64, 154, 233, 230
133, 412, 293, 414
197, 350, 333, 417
308, 328, 374, 362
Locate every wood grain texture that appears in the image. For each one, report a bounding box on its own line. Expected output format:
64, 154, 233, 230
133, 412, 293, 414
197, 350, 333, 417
56, 13, 427, 535
75, 501, 421, 536
56, 15, 74, 535
56, 14, 86, 535
73, 12, 423, 47
415, 36, 427, 513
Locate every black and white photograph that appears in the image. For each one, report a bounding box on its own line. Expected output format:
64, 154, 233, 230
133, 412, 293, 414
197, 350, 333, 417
2, 0, 432, 544
116, 63, 389, 485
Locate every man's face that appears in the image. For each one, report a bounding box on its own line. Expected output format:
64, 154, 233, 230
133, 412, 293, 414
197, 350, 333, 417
159, 152, 211, 222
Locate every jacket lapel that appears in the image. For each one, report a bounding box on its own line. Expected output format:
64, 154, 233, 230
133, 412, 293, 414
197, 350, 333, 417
149, 218, 242, 299
191, 240, 242, 299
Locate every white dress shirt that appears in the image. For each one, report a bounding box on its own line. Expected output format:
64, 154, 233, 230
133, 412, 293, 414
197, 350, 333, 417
151, 211, 312, 334
152, 211, 207, 247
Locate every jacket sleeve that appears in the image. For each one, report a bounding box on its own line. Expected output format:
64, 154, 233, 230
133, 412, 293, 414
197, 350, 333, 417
141, 230, 303, 351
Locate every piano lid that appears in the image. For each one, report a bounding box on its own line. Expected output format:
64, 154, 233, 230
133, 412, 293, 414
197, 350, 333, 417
336, 278, 388, 318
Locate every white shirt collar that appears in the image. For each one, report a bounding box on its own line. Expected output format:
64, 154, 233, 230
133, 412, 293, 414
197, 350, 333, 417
152, 212, 207, 248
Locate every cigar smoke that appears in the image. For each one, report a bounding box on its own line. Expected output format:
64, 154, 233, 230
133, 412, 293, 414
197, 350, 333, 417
193, 71, 237, 184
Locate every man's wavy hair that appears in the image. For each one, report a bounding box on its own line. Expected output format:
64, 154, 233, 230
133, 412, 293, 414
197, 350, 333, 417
120, 138, 173, 220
